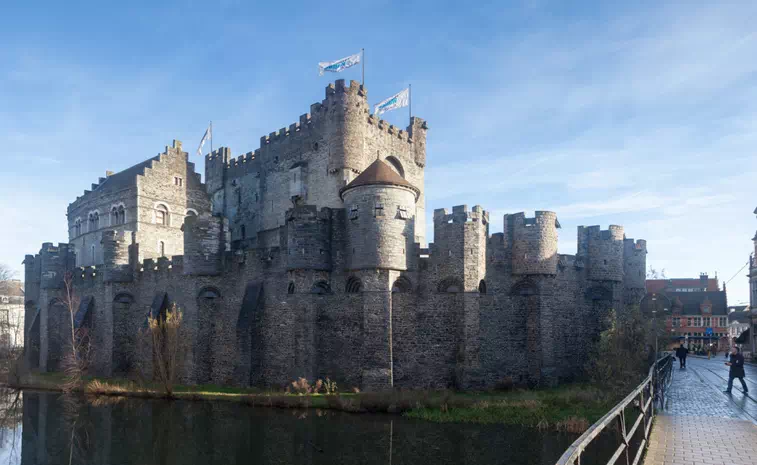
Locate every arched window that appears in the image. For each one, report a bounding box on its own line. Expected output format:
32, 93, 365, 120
345, 276, 362, 293
74, 219, 82, 236
111, 207, 119, 226
159, 241, 166, 257
437, 277, 462, 293
478, 280, 487, 295
392, 276, 412, 293
385, 156, 405, 178
311, 281, 331, 295
155, 204, 169, 226
118, 205, 126, 224
288, 282, 295, 294
198, 287, 221, 300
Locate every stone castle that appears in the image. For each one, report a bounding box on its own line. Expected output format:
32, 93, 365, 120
23, 79, 647, 390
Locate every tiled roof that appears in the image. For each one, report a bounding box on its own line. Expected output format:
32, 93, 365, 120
666, 291, 728, 315
339, 159, 419, 199
646, 278, 719, 293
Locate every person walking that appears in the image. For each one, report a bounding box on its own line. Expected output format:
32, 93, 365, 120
724, 346, 748, 394
675, 343, 688, 368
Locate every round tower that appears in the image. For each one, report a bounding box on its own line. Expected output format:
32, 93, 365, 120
340, 159, 419, 271
623, 238, 647, 289
505, 211, 559, 275
326, 79, 369, 174
578, 225, 624, 282
285, 205, 332, 271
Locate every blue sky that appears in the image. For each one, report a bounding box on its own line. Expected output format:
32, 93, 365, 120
1, 0, 755, 303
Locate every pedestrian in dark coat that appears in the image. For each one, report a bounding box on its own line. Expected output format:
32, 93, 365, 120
724, 346, 748, 394
675, 344, 688, 368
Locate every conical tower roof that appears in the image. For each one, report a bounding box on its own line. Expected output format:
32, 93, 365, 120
339, 159, 419, 199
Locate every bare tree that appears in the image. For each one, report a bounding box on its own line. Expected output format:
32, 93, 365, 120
646, 266, 667, 279
145, 303, 185, 396
60, 271, 90, 392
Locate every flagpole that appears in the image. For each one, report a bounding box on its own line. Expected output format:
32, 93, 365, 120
408, 84, 412, 127
210, 121, 213, 155
361, 48, 365, 86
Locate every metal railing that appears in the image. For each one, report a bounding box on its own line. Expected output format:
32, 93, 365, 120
555, 354, 673, 465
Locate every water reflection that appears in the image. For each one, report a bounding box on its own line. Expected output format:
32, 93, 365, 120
0, 389, 594, 465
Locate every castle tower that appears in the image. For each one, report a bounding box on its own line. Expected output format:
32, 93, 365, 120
325, 80, 369, 176
340, 159, 419, 271
102, 230, 132, 282
182, 213, 229, 276
340, 159, 419, 390
503, 211, 559, 275
623, 238, 647, 305
432, 205, 489, 389
577, 225, 625, 282
204, 147, 231, 215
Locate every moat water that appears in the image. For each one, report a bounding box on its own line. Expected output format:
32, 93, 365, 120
0, 389, 617, 465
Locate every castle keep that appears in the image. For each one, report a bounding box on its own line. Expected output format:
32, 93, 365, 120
23, 80, 647, 390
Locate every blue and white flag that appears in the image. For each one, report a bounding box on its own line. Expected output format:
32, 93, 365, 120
318, 52, 361, 76
196, 123, 212, 157
374, 88, 409, 116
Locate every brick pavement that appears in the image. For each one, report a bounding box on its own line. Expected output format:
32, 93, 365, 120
643, 358, 757, 465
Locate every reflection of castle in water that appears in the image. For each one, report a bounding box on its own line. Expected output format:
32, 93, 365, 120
15, 391, 581, 465
23, 79, 647, 391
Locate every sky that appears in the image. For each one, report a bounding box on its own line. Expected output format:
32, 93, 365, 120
0, 0, 755, 303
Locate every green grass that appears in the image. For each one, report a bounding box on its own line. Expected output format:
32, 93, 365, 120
404, 385, 617, 432
11, 373, 622, 433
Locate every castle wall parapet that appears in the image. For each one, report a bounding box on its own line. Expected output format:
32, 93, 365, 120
504, 211, 559, 276
577, 225, 625, 282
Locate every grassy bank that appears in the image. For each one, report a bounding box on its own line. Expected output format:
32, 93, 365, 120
9, 373, 619, 433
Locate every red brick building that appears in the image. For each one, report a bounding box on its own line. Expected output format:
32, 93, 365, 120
644, 274, 729, 350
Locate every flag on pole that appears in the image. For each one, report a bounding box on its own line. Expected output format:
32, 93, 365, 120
374, 88, 409, 116
196, 123, 212, 157
318, 52, 362, 76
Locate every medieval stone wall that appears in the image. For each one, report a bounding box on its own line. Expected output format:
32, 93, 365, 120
23, 80, 648, 392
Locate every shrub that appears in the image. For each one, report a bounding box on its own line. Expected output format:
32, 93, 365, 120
323, 378, 338, 395
291, 377, 311, 395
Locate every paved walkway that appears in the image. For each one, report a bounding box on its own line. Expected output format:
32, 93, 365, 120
643, 356, 757, 465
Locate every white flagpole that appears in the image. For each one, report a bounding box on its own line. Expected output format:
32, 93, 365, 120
362, 48, 365, 86
408, 84, 412, 127
210, 121, 213, 154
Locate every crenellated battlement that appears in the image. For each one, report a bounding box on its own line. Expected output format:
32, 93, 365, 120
503, 211, 560, 276
577, 225, 625, 282
434, 205, 489, 225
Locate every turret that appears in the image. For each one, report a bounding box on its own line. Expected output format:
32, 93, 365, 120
577, 225, 624, 282
284, 205, 332, 271
182, 213, 229, 276
623, 238, 647, 290
432, 205, 488, 290
23, 254, 41, 306
325, 79, 369, 174
205, 147, 231, 214
341, 159, 419, 271
39, 243, 76, 289
504, 211, 559, 275
102, 230, 132, 282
